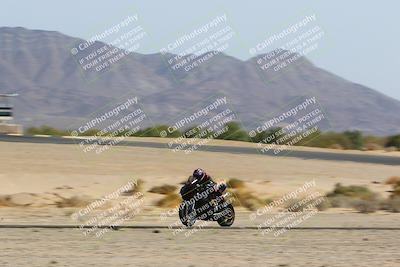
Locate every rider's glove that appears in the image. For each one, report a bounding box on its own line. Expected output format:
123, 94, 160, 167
217, 183, 227, 193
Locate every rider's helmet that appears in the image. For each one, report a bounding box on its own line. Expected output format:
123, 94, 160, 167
193, 168, 206, 181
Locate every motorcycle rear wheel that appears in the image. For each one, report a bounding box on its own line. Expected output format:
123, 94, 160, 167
179, 202, 196, 227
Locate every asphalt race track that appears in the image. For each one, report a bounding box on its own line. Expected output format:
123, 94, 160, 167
0, 134, 399, 165
0, 224, 399, 230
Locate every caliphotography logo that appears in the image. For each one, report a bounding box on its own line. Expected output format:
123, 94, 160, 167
159, 12, 236, 82
68, 96, 151, 154
70, 12, 148, 82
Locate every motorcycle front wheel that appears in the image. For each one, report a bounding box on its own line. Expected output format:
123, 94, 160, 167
217, 203, 235, 227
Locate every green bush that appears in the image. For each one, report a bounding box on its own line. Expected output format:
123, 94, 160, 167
216, 122, 250, 141
183, 125, 199, 138
23, 124, 400, 152
138, 125, 181, 138
304, 132, 353, 149
79, 129, 101, 136
386, 135, 400, 149
343, 131, 364, 149
25, 125, 68, 136
363, 135, 386, 147
251, 127, 281, 144
306, 131, 365, 149
296, 129, 322, 146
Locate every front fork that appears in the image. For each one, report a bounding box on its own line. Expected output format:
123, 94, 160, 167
211, 192, 229, 215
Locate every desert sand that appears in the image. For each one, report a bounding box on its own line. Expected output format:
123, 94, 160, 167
1, 227, 399, 267
0, 141, 399, 201
0, 140, 399, 267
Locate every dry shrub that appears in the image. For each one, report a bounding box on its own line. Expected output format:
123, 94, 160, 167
390, 185, 400, 198
385, 146, 398, 152
0, 195, 12, 207
326, 183, 380, 213
282, 197, 329, 212
327, 183, 377, 200
352, 199, 379, 213
364, 143, 383, 151
133, 179, 144, 193
54, 185, 74, 190
6, 192, 40, 206
265, 198, 273, 205
230, 188, 264, 211
325, 180, 400, 213
56, 196, 91, 208
227, 178, 245, 189
227, 179, 272, 211
328, 196, 355, 208
148, 184, 177, 195
315, 197, 332, 211
329, 144, 344, 150
284, 198, 307, 212
385, 197, 400, 213
156, 193, 181, 208
385, 176, 400, 185
385, 177, 400, 199
121, 179, 144, 196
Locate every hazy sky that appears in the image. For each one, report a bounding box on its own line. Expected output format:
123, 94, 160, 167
1, 0, 399, 100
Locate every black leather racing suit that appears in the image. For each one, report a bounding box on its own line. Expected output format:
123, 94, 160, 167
180, 175, 226, 202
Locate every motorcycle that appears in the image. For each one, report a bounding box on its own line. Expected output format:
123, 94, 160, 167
178, 177, 235, 227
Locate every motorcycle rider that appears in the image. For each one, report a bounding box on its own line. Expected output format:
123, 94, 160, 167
180, 168, 227, 203
178, 168, 235, 227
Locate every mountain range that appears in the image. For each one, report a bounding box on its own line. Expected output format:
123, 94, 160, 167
0, 26, 399, 135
